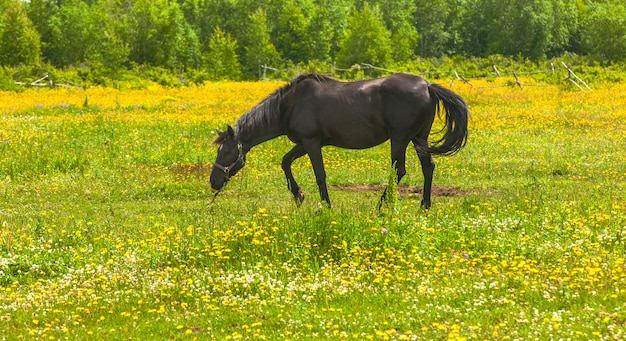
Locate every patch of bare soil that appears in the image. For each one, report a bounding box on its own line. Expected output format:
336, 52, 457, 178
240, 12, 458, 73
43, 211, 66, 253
168, 165, 468, 198
331, 184, 465, 197
170, 164, 212, 175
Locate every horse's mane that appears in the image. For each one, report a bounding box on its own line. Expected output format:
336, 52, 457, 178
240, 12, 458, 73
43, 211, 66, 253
234, 74, 332, 138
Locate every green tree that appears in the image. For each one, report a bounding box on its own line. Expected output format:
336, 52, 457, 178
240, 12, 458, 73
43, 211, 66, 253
390, 21, 419, 62
83, 0, 129, 70
320, 0, 352, 60
414, 0, 464, 57
204, 26, 242, 80
194, 0, 239, 52
273, 0, 314, 64
378, 0, 415, 31
378, 0, 419, 62
581, 1, 626, 61
240, 7, 281, 79
337, 4, 392, 68
177, 23, 202, 68
306, 6, 333, 62
548, 0, 580, 57
25, 0, 55, 60
45, 0, 94, 67
469, 0, 571, 59
457, 0, 488, 57
4, 0, 620, 79
456, 0, 580, 58
177, 0, 202, 28
0, 0, 41, 68
125, 0, 200, 68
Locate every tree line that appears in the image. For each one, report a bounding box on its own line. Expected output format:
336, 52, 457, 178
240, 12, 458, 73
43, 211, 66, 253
1, 0, 625, 82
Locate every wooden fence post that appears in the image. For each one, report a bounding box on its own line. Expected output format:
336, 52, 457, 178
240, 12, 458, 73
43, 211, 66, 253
512, 71, 522, 89
493, 65, 502, 77
561, 62, 591, 91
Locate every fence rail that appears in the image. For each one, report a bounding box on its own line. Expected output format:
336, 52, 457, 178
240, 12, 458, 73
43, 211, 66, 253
14, 74, 82, 89
261, 62, 593, 91
11, 62, 593, 92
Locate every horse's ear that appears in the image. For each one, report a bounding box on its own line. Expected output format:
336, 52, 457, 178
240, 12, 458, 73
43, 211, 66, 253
213, 128, 224, 144
227, 125, 235, 137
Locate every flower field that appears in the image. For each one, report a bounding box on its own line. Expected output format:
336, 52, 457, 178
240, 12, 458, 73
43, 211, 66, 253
1, 78, 625, 340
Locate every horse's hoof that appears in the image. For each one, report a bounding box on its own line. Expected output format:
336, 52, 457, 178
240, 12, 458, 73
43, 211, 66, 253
295, 191, 305, 207
420, 199, 431, 209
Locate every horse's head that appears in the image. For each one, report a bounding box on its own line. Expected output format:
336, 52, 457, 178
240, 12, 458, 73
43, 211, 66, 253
210, 125, 246, 191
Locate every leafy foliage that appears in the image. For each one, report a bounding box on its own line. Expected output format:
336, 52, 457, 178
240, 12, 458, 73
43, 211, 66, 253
204, 27, 242, 81
581, 1, 626, 62
0, 1, 40, 68
0, 0, 625, 82
337, 4, 392, 70
240, 7, 282, 79
273, 0, 314, 64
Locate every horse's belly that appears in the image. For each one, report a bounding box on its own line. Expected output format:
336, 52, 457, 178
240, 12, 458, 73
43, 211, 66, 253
324, 125, 388, 149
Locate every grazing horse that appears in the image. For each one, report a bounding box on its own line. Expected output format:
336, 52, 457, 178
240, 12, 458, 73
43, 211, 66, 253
210, 73, 469, 208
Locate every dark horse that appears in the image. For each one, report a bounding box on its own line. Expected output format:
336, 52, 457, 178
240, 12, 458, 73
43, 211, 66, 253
210, 73, 468, 208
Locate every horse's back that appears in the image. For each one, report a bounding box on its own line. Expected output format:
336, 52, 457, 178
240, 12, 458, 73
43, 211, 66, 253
284, 74, 436, 148
380, 73, 433, 106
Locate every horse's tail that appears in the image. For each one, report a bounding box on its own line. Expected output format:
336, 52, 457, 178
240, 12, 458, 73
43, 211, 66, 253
427, 83, 469, 156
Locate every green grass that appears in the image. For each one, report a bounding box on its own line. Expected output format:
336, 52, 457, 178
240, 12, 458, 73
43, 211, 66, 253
1, 82, 625, 340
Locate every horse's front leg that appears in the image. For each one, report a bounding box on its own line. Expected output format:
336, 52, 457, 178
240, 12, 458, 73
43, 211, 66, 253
379, 139, 409, 209
302, 138, 331, 207
282, 145, 307, 206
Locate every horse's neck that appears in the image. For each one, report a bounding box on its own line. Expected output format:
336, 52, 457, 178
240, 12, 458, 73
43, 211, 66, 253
236, 96, 285, 151
238, 125, 283, 152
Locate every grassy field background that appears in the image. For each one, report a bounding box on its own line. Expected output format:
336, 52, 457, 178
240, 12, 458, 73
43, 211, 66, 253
1, 79, 625, 340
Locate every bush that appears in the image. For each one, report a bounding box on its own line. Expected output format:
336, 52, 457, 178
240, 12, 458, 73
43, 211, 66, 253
0, 67, 21, 91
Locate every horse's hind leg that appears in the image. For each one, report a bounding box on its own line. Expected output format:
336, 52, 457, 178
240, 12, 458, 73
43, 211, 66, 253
282, 145, 307, 206
412, 137, 435, 209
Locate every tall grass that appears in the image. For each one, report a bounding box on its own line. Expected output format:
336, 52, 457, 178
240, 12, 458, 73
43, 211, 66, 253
0, 79, 625, 339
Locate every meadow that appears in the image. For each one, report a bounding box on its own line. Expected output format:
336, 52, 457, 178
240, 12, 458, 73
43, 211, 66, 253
0, 77, 625, 340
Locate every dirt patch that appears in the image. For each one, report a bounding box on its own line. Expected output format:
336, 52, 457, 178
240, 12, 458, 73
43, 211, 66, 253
331, 184, 464, 197
170, 164, 212, 175
167, 165, 467, 198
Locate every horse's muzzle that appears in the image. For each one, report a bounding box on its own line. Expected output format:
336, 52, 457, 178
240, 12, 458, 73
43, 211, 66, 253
210, 177, 227, 191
